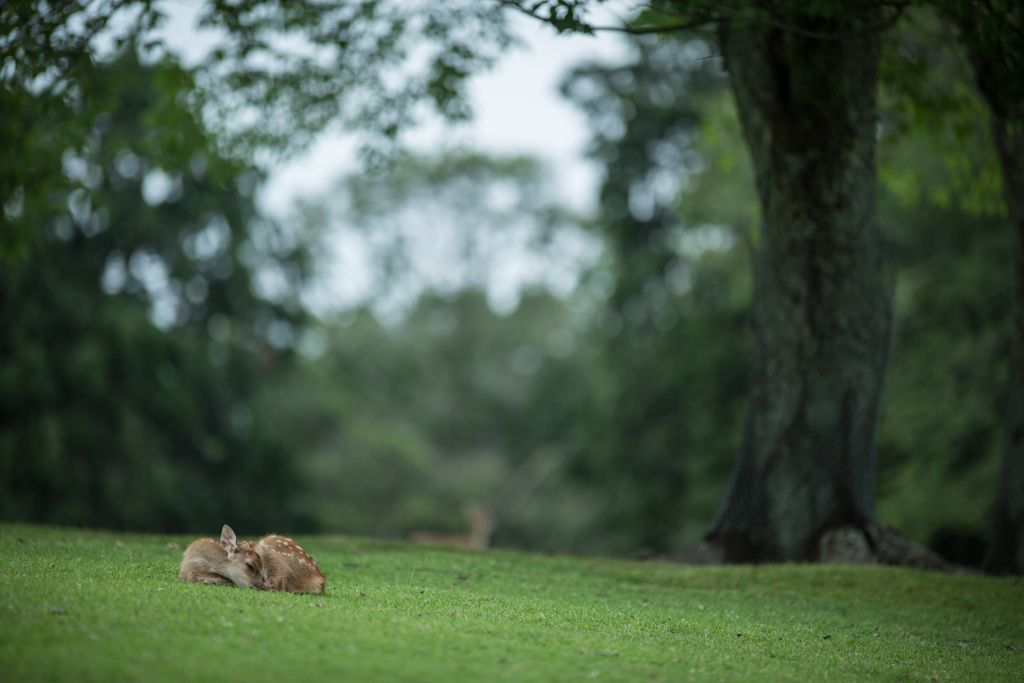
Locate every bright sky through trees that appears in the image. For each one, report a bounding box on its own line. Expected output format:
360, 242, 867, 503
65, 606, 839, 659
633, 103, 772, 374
153, 2, 630, 316
156, 2, 631, 217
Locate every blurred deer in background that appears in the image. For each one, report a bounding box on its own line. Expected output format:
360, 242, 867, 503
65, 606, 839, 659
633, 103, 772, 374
179, 524, 264, 588
409, 504, 495, 549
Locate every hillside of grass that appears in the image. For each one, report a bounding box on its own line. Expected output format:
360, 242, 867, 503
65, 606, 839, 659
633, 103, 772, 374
0, 523, 1021, 682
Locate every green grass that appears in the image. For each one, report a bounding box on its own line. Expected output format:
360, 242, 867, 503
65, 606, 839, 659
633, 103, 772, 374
0, 524, 1021, 682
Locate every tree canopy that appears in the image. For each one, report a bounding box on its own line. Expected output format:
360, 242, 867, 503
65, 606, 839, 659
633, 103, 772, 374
1, 46, 315, 532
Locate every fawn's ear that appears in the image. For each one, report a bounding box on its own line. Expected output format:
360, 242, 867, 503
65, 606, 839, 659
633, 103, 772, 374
220, 525, 239, 554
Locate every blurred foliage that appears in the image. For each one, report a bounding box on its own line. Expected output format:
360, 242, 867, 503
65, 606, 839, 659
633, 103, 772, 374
0, 0, 163, 255
0, 47, 315, 534
0, 1, 514, 171
877, 197, 1008, 560
195, 0, 514, 162
265, 151, 611, 552
0, 6, 1016, 567
872, 8, 1012, 564
277, 291, 612, 553
561, 34, 753, 553
878, 7, 1006, 218
263, 36, 758, 554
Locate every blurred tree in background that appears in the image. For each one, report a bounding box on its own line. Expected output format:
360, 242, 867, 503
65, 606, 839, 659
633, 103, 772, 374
0, 47, 316, 534
266, 152, 613, 552
875, 3, 1023, 572
939, 0, 1024, 576
1, 0, 160, 255
561, 34, 753, 554
875, 197, 1008, 567
277, 291, 612, 553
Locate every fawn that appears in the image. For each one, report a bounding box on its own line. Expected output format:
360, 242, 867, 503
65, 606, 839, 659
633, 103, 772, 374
179, 524, 264, 588
253, 534, 326, 594
408, 504, 495, 549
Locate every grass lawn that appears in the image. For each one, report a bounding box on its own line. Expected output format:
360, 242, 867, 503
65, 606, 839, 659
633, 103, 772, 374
1, 523, 1021, 682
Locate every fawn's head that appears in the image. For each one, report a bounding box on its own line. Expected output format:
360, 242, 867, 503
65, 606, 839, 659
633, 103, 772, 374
219, 525, 264, 589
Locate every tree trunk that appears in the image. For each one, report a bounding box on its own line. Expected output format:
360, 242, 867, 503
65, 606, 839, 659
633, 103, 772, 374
706, 10, 896, 562
964, 34, 1024, 575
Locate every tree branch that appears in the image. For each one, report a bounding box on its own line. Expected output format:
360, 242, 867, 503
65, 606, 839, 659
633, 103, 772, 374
496, 0, 715, 35
498, 1, 910, 41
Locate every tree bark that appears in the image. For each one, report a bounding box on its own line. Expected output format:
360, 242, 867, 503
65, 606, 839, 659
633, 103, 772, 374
962, 29, 1024, 575
706, 9, 896, 561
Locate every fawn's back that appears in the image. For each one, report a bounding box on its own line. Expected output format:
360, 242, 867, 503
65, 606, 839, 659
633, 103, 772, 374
254, 535, 326, 595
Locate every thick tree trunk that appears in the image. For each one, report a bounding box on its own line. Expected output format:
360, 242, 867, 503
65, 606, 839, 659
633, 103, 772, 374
967, 44, 1024, 575
706, 10, 895, 562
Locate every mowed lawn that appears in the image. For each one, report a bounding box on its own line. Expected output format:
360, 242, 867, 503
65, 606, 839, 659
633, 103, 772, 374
0, 524, 1021, 682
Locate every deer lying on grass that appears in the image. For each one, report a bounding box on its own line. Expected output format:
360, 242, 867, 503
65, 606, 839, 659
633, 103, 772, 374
179, 525, 264, 588
179, 525, 326, 594
408, 504, 495, 549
